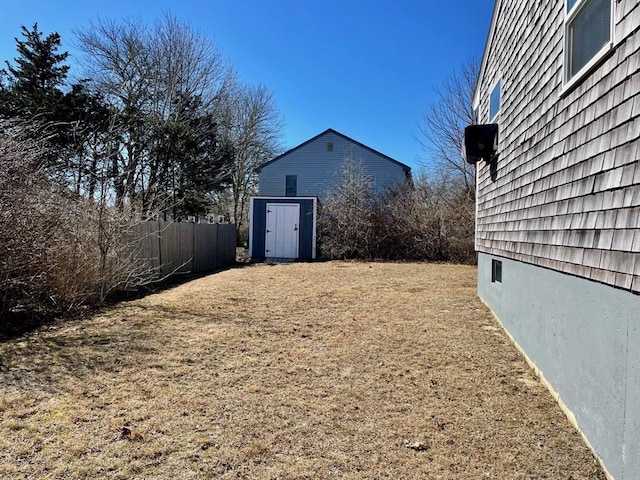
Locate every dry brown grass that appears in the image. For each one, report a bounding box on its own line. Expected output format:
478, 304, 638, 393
0, 262, 605, 479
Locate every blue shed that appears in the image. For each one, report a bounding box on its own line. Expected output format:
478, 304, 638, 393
249, 197, 318, 260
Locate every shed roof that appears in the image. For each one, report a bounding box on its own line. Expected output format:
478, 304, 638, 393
257, 128, 411, 173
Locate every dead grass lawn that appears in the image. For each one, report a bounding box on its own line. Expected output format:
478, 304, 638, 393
0, 262, 605, 479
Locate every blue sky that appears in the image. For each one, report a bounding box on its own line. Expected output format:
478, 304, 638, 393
0, 0, 494, 170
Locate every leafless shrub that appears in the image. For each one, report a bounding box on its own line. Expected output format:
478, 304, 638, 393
318, 158, 377, 259
0, 123, 157, 328
0, 127, 53, 317
373, 173, 475, 263
318, 163, 475, 263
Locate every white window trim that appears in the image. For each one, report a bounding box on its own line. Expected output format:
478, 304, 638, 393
562, 0, 615, 93
489, 77, 501, 123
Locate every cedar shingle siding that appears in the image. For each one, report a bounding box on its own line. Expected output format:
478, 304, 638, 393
475, 1, 640, 292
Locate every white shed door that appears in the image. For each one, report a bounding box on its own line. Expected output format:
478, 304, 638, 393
265, 203, 299, 258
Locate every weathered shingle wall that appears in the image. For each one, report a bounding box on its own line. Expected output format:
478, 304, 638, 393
475, 0, 640, 292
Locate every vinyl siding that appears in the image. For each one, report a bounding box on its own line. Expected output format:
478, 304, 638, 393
475, 0, 640, 292
258, 131, 408, 198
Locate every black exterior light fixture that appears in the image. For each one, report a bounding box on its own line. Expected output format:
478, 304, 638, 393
463, 124, 499, 164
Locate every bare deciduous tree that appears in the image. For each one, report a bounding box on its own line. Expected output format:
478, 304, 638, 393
75, 13, 233, 216
216, 82, 284, 242
418, 57, 479, 196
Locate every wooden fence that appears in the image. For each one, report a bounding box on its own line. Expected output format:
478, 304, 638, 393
134, 222, 236, 279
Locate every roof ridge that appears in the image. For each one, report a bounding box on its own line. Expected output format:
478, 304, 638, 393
257, 128, 411, 172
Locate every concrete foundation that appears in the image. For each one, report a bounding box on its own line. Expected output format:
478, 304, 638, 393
478, 253, 640, 480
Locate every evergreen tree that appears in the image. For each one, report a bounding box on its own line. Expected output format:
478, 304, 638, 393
0, 23, 69, 119
0, 24, 114, 193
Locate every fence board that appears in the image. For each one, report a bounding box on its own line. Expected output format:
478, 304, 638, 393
217, 224, 236, 267
193, 223, 218, 272
133, 221, 161, 273
161, 222, 194, 277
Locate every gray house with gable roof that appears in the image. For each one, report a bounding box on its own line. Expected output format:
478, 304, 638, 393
256, 128, 411, 198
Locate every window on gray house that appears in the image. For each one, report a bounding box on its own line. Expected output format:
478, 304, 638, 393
565, 0, 611, 82
327, 142, 333, 152
285, 175, 297, 196
489, 80, 501, 121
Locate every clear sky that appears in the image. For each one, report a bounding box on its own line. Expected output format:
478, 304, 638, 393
0, 0, 494, 170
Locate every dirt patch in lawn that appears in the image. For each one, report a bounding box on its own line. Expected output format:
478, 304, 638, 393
0, 262, 605, 479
